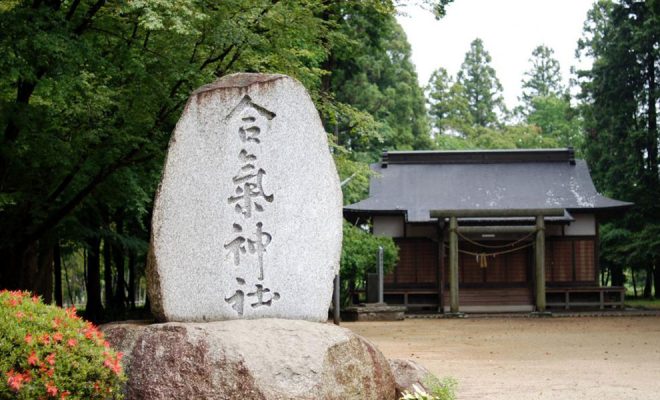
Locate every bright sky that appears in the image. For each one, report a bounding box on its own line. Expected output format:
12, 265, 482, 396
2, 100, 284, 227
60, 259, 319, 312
396, 0, 595, 109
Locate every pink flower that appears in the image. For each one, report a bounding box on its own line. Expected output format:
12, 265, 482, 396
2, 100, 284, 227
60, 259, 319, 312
15, 311, 25, 320
64, 306, 78, 320
46, 353, 56, 366
52, 332, 63, 342
103, 352, 123, 375
6, 370, 30, 392
67, 338, 77, 348
45, 381, 58, 397
27, 351, 39, 366
24, 334, 33, 344
39, 334, 51, 345
31, 295, 39, 303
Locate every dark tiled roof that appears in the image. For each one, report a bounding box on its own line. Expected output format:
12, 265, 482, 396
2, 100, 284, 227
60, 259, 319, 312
344, 149, 632, 223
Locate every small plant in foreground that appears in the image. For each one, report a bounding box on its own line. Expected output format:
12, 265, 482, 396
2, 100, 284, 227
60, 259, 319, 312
400, 376, 458, 400
0, 290, 125, 399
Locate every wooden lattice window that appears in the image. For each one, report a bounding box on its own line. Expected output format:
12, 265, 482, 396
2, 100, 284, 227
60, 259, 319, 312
386, 239, 438, 287
574, 240, 595, 281
546, 238, 596, 284
546, 240, 573, 282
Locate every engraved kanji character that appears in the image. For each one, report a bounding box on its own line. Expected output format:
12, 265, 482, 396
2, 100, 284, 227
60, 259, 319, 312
225, 278, 246, 315
228, 152, 274, 217
224, 224, 246, 266
247, 222, 271, 280
247, 284, 280, 308
238, 109, 263, 143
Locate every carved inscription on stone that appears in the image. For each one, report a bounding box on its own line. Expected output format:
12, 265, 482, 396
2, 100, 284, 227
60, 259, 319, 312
223, 96, 279, 316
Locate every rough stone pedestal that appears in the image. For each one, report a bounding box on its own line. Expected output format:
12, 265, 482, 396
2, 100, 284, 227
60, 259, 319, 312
102, 319, 396, 400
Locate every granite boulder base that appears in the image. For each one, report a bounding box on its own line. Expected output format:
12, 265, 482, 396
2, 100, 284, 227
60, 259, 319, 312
148, 73, 342, 322
102, 319, 397, 400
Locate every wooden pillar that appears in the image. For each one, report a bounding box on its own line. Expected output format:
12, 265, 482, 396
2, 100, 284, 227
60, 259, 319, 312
437, 222, 444, 313
449, 216, 459, 313
535, 215, 546, 312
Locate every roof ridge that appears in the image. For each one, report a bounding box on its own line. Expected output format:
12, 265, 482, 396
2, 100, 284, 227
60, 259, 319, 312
381, 148, 576, 167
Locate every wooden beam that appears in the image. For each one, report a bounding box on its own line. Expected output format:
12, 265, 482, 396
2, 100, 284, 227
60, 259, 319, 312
457, 226, 537, 234
535, 215, 546, 312
449, 216, 459, 313
430, 208, 565, 218
437, 222, 444, 313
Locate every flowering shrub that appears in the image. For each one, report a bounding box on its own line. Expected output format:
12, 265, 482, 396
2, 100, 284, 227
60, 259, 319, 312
0, 290, 125, 399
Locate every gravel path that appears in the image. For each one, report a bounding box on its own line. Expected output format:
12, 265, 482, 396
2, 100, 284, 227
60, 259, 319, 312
345, 317, 660, 400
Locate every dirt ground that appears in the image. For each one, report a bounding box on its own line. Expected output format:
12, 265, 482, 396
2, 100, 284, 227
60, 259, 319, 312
345, 317, 660, 400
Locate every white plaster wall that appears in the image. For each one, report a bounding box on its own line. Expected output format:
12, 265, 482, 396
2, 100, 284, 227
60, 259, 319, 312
564, 214, 596, 236
373, 216, 404, 238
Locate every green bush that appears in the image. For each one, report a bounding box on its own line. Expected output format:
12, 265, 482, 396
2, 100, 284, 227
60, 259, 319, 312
341, 220, 398, 304
0, 290, 125, 399
400, 376, 458, 400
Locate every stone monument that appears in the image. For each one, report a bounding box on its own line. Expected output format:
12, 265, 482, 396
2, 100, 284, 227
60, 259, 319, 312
147, 73, 343, 322
102, 73, 432, 399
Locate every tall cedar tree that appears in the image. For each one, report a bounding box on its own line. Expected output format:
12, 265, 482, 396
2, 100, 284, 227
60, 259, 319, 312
578, 0, 660, 292
426, 67, 473, 135
456, 38, 507, 129
322, 1, 432, 161
519, 45, 564, 112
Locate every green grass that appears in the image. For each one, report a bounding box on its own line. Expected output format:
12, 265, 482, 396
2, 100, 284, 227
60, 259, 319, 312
624, 298, 660, 310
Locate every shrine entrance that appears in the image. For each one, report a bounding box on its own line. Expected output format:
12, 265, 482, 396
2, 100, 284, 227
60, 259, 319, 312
430, 208, 566, 315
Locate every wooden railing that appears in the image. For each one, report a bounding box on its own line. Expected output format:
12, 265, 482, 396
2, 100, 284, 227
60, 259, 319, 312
384, 289, 439, 309
546, 287, 625, 310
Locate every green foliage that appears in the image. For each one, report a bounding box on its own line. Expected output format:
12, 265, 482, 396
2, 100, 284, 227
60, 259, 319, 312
527, 95, 583, 150
434, 124, 559, 151
0, 0, 338, 310
577, 0, 660, 288
400, 376, 457, 400
426, 68, 473, 135
340, 221, 398, 304
519, 45, 564, 113
424, 376, 458, 400
0, 290, 125, 398
624, 298, 660, 309
323, 2, 432, 160
456, 38, 507, 128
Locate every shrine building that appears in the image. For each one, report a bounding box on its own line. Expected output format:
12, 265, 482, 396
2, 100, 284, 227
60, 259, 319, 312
343, 148, 632, 314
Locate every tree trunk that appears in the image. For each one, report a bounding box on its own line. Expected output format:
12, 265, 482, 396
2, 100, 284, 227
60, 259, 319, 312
601, 266, 610, 287
632, 268, 638, 298
611, 264, 625, 287
84, 236, 104, 323
113, 212, 126, 311
654, 263, 660, 299
62, 252, 75, 306
53, 241, 63, 307
0, 239, 53, 300
128, 250, 137, 310
643, 265, 653, 298
35, 242, 54, 304
113, 248, 125, 312
103, 237, 113, 309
